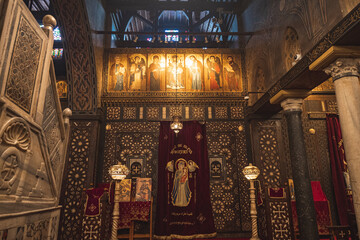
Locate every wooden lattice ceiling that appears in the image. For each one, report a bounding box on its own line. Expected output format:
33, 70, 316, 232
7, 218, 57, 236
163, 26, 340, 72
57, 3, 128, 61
107, 0, 252, 47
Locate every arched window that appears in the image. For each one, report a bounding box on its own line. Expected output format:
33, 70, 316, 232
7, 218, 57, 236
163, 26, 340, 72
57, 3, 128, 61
284, 27, 301, 70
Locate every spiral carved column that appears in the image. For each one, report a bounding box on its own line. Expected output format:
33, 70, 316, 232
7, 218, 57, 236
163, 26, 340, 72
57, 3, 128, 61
111, 181, 121, 240
249, 180, 260, 240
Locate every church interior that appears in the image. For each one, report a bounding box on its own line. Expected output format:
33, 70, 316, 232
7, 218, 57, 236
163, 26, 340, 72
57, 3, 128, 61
0, 0, 360, 239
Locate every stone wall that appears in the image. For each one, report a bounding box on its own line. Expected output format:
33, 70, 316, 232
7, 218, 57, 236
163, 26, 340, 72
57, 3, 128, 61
241, 0, 357, 105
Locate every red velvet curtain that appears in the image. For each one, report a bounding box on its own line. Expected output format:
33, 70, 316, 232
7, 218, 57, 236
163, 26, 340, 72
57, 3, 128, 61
155, 121, 216, 239
326, 114, 350, 225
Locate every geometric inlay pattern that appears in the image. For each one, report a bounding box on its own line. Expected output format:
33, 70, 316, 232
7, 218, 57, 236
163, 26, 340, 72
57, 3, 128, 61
146, 107, 160, 120
215, 107, 228, 119
207, 121, 250, 232
258, 121, 281, 187
269, 202, 292, 240
82, 215, 101, 239
58, 121, 98, 239
123, 107, 136, 119
230, 106, 244, 119
169, 106, 182, 118
192, 107, 205, 119
5, 17, 42, 113
106, 107, 121, 120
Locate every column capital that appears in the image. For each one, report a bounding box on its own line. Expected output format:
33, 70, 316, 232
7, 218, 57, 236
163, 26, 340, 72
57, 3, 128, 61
270, 89, 310, 109
324, 58, 360, 80
309, 46, 360, 71
280, 98, 304, 112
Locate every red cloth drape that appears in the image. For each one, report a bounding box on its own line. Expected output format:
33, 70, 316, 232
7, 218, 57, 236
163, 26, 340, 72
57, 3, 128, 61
291, 182, 332, 235
84, 187, 105, 216
326, 114, 350, 225
118, 201, 151, 229
155, 121, 216, 239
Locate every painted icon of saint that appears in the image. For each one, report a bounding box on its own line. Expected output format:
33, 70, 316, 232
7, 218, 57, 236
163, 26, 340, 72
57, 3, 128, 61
110, 56, 126, 91
148, 55, 162, 91
188, 55, 202, 90
206, 56, 221, 90
166, 159, 199, 207
129, 56, 146, 90
167, 55, 184, 90
224, 56, 241, 91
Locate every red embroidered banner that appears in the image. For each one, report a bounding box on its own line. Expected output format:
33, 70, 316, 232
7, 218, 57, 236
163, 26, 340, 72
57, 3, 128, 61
84, 187, 105, 216
155, 121, 216, 239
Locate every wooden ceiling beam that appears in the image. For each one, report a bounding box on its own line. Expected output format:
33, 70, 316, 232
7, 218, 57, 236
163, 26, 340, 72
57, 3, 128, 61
106, 0, 242, 12
134, 13, 154, 28
93, 30, 255, 36
191, 11, 215, 30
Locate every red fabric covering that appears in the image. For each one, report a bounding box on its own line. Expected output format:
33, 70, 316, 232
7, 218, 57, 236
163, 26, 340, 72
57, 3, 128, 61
155, 121, 216, 239
118, 201, 151, 229
291, 181, 332, 235
268, 187, 286, 199
326, 114, 352, 225
97, 182, 114, 203
84, 187, 105, 216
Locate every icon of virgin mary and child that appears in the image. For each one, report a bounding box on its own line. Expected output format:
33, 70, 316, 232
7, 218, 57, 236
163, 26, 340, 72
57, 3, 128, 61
166, 158, 199, 207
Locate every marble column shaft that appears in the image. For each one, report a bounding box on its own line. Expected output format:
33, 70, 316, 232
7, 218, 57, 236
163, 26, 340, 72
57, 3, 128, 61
282, 98, 319, 240
324, 58, 360, 231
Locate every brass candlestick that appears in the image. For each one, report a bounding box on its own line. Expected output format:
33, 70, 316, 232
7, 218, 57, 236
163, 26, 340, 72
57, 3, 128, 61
243, 163, 261, 240
109, 164, 130, 240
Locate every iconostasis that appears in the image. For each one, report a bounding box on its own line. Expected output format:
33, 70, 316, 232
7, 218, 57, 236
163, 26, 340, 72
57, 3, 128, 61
103, 49, 244, 97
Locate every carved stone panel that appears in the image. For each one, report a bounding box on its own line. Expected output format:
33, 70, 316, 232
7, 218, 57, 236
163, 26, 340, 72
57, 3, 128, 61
5, 16, 42, 113
25, 218, 50, 239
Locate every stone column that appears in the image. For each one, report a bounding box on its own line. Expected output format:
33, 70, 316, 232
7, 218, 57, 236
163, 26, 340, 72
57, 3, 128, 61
324, 58, 360, 230
281, 98, 319, 240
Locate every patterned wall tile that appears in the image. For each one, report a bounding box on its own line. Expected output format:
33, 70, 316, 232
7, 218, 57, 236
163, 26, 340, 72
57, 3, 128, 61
230, 106, 244, 119
146, 107, 160, 120
169, 106, 182, 118
215, 107, 228, 119
106, 107, 121, 120
123, 107, 136, 119
192, 106, 205, 119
